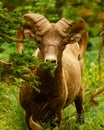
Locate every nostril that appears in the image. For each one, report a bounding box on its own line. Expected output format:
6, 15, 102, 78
46, 59, 49, 62
46, 59, 57, 64
51, 60, 56, 64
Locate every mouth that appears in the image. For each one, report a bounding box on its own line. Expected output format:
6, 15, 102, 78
39, 60, 57, 76
51, 64, 57, 71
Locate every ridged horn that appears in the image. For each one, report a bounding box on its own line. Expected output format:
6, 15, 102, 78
23, 13, 51, 35
29, 116, 43, 130
78, 31, 88, 60
71, 19, 88, 60
55, 18, 73, 37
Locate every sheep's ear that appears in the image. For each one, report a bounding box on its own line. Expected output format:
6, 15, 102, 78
69, 33, 81, 44
68, 32, 88, 60
24, 29, 36, 41
24, 29, 42, 43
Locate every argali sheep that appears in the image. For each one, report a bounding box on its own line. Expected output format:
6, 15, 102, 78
16, 14, 88, 130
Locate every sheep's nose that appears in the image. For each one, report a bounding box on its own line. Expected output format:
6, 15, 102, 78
45, 55, 57, 64
46, 59, 57, 64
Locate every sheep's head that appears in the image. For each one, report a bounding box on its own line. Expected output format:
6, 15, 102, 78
19, 14, 88, 64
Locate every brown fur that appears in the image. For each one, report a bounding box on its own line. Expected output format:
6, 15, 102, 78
17, 14, 88, 130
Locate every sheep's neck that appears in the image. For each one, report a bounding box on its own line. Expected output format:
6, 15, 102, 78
36, 62, 66, 116
37, 61, 63, 95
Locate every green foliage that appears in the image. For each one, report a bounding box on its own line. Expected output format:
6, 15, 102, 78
0, 52, 57, 93
33, 0, 58, 22
83, 59, 104, 107
0, 83, 28, 130
0, 0, 104, 48
0, 2, 23, 43
0, 0, 104, 130
9, 52, 57, 77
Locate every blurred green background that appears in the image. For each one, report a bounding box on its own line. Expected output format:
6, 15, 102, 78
0, 0, 104, 130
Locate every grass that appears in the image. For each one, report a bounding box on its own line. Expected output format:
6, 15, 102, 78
0, 83, 104, 130
0, 83, 28, 130
0, 40, 104, 130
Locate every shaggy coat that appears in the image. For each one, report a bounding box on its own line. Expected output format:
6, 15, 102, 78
17, 14, 88, 130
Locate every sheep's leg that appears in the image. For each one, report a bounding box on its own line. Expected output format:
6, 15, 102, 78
29, 116, 43, 130
50, 110, 63, 130
57, 109, 63, 125
25, 112, 32, 130
74, 87, 85, 124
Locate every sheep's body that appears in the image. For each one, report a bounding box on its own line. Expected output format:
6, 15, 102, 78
17, 13, 88, 130
19, 43, 84, 127
62, 44, 82, 106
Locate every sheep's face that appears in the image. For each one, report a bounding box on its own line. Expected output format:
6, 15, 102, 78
37, 25, 68, 64
21, 14, 88, 65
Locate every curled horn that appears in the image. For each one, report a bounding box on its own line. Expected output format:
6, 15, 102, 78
23, 13, 51, 35
78, 31, 88, 60
16, 14, 51, 54
71, 19, 88, 60
71, 19, 87, 33
56, 18, 88, 59
29, 116, 43, 130
55, 18, 73, 37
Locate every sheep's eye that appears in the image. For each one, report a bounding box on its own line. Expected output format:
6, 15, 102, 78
61, 43, 66, 50
63, 41, 67, 47
62, 38, 68, 46
63, 42, 67, 46
37, 41, 41, 44
36, 36, 41, 43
